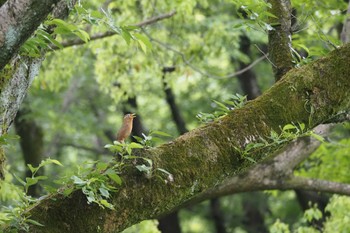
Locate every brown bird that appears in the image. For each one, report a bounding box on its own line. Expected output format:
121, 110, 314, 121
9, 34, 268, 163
116, 113, 136, 142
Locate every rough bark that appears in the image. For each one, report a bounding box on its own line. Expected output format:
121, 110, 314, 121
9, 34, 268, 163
267, 0, 293, 81
15, 44, 350, 233
0, 0, 61, 70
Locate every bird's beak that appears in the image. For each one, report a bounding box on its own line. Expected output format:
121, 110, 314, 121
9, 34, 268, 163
131, 113, 136, 118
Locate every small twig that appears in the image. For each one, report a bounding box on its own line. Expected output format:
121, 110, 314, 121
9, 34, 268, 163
144, 30, 268, 79
55, 10, 177, 50
60, 142, 107, 155
254, 44, 276, 68
134, 10, 176, 27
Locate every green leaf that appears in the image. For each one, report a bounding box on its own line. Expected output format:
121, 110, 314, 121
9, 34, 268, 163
71, 175, 86, 185
40, 158, 63, 168
100, 199, 114, 210
129, 142, 144, 149
132, 136, 143, 142
107, 173, 122, 185
150, 131, 172, 137
73, 29, 90, 43
134, 33, 152, 53
26, 219, 44, 227
156, 168, 172, 176
37, 30, 63, 49
27, 164, 37, 174
212, 100, 229, 112
63, 187, 75, 196
126, 146, 132, 155
47, 19, 77, 31
141, 157, 153, 167
34, 176, 48, 181
104, 144, 113, 148
13, 173, 26, 186
26, 177, 39, 187
245, 156, 257, 163
136, 164, 151, 173
99, 187, 110, 198
121, 28, 132, 45
309, 132, 325, 142
283, 124, 296, 131
96, 162, 108, 171
122, 25, 139, 31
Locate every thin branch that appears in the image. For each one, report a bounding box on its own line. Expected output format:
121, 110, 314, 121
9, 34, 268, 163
60, 142, 107, 155
56, 10, 176, 50
134, 10, 176, 27
281, 176, 350, 196
145, 31, 268, 79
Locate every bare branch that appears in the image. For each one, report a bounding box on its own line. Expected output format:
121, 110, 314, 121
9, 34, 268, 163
134, 10, 176, 27
144, 31, 268, 79
59, 142, 107, 155
56, 10, 177, 50
281, 176, 350, 195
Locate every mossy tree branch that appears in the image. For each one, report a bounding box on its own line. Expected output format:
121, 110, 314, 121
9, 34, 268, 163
20, 44, 350, 233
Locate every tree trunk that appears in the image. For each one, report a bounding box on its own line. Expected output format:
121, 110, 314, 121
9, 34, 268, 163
15, 107, 44, 197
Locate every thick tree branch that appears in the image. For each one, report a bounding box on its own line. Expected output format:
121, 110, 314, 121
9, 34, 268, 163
57, 10, 177, 49
0, 0, 61, 70
18, 44, 350, 233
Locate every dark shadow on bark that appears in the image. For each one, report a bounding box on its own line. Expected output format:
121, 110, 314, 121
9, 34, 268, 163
14, 107, 44, 197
